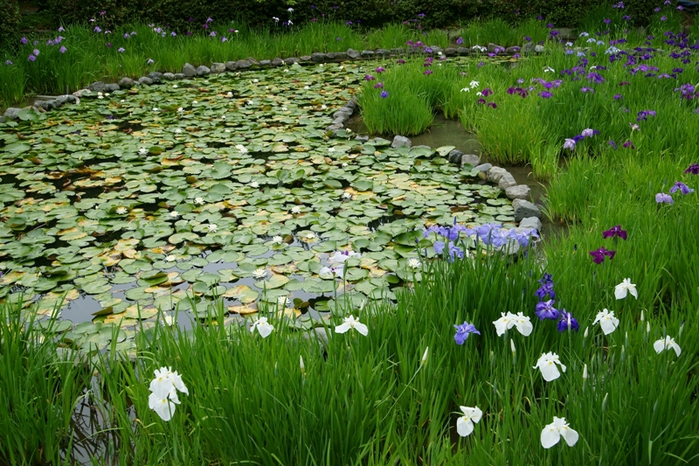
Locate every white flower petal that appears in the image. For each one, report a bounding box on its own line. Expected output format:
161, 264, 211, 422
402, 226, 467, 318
456, 417, 474, 437
560, 426, 579, 446
354, 322, 369, 336
335, 322, 351, 334
540, 362, 561, 382
541, 426, 560, 449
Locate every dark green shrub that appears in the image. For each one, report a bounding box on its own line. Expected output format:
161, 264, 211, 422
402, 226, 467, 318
0, 0, 21, 48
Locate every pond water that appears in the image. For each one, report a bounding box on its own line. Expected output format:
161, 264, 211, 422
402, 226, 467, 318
0, 61, 533, 354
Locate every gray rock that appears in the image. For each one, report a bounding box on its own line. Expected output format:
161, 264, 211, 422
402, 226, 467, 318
196, 65, 211, 76
506, 46, 521, 53
460, 153, 480, 167
333, 109, 353, 119
326, 124, 343, 131
522, 42, 535, 54
487, 167, 509, 183
519, 216, 542, 231
360, 50, 375, 58
284, 57, 300, 65
473, 163, 492, 172
300, 55, 312, 62
105, 83, 120, 92
183, 63, 197, 77
513, 199, 541, 222
391, 135, 412, 149
147, 72, 163, 83
0, 116, 5, 123
505, 184, 531, 200
247, 57, 260, 66
498, 173, 517, 189
211, 62, 226, 73
334, 52, 348, 60
457, 47, 471, 55
162, 72, 176, 80
34, 100, 51, 110
89, 81, 107, 93
347, 49, 360, 59
138, 77, 154, 86
271, 58, 284, 66
325, 53, 336, 60
55, 95, 77, 105
225, 61, 238, 71
430, 46, 443, 54
119, 77, 135, 88
259, 59, 271, 67
345, 99, 357, 110
447, 149, 463, 164
355, 134, 369, 142
376, 48, 390, 56
487, 43, 501, 52
311, 52, 327, 62
390, 47, 404, 55
444, 47, 458, 56
173, 73, 186, 80
332, 117, 345, 126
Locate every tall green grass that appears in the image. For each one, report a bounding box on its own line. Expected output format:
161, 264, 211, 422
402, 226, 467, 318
3, 231, 699, 464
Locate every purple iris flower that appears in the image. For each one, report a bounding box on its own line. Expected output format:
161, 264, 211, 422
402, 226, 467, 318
557, 311, 580, 332
539, 91, 553, 99
454, 321, 480, 345
684, 163, 699, 174
380, 90, 389, 99
482, 88, 493, 96
581, 87, 594, 93
636, 110, 656, 121
375, 66, 386, 73
374, 82, 384, 89
563, 138, 576, 150
586, 72, 605, 84
456, 37, 463, 45
433, 240, 445, 254
623, 140, 635, 149
655, 192, 673, 204
535, 300, 560, 320
609, 140, 618, 150
364, 74, 375, 81
603, 225, 628, 240
590, 247, 616, 264
669, 182, 694, 194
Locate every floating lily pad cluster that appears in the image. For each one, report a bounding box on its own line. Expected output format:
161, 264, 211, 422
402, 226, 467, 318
0, 62, 515, 350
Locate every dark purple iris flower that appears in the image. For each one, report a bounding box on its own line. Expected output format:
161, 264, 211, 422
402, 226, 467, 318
636, 110, 656, 121
539, 91, 553, 99
590, 247, 616, 264
603, 225, 628, 240
557, 311, 580, 332
684, 163, 699, 174
454, 322, 480, 345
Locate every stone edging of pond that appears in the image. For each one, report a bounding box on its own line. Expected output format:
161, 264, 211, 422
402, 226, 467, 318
0, 44, 543, 232
1, 43, 541, 121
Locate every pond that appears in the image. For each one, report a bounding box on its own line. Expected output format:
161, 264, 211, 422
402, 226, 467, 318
0, 61, 521, 353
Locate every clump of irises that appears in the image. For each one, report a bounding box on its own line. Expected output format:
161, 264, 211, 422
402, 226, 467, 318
563, 128, 600, 151
534, 273, 579, 332
424, 221, 539, 261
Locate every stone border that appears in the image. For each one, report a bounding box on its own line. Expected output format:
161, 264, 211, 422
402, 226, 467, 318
1, 42, 544, 122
